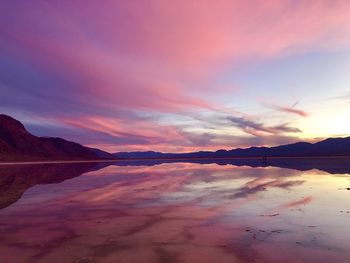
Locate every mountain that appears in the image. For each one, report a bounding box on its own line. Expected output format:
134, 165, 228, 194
89, 148, 117, 159
0, 114, 115, 162
114, 137, 350, 159
114, 151, 179, 159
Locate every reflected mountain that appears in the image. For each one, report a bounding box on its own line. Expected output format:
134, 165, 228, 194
1, 156, 349, 210
113, 157, 350, 174
0, 162, 109, 209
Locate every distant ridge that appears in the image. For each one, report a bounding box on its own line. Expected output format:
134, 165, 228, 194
114, 137, 350, 159
0, 114, 115, 162
2, 114, 350, 162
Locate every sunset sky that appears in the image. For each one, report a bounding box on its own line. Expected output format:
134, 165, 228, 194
1, 0, 350, 152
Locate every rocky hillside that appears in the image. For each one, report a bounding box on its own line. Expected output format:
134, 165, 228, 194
0, 114, 115, 161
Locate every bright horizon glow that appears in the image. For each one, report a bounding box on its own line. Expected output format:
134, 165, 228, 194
1, 1, 350, 152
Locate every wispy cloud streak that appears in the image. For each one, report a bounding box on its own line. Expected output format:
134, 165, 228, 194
228, 116, 301, 137
262, 102, 309, 117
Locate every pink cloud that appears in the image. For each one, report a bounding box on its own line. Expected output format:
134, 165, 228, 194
1, 0, 349, 151
261, 102, 309, 117
3, 0, 350, 83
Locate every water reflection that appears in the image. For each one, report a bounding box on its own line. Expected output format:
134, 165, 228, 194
0, 162, 108, 209
0, 160, 349, 263
115, 157, 350, 174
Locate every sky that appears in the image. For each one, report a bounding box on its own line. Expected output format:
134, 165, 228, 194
1, 0, 350, 153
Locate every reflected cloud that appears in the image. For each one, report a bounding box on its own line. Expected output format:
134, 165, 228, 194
0, 161, 349, 262
232, 178, 305, 199
281, 196, 313, 208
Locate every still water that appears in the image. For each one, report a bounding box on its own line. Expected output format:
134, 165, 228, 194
0, 159, 349, 263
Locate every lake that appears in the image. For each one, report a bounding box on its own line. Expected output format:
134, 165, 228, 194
0, 159, 350, 263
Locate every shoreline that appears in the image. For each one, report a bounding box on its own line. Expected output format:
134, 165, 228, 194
0, 159, 118, 166
1, 155, 350, 166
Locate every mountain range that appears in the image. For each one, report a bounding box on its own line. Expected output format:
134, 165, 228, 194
0, 114, 115, 161
114, 138, 350, 159
1, 114, 350, 162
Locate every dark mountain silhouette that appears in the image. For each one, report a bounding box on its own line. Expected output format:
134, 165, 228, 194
114, 151, 176, 159
0, 114, 115, 161
114, 137, 350, 159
